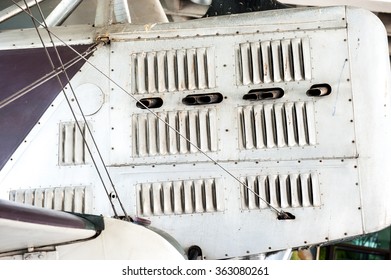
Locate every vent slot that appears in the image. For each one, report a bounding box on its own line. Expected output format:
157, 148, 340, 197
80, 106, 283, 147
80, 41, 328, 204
136, 97, 163, 109
238, 102, 316, 149
9, 186, 93, 214
237, 38, 311, 85
59, 122, 89, 165
137, 178, 224, 216
240, 173, 321, 210
131, 47, 216, 94
133, 109, 218, 157
243, 88, 284, 101
182, 93, 223, 105
306, 84, 332, 97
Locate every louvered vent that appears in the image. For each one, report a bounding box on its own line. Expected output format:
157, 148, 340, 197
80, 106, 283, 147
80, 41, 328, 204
131, 47, 216, 94
132, 109, 218, 157
240, 173, 321, 210
9, 186, 93, 214
237, 38, 311, 85
137, 178, 224, 216
59, 122, 89, 165
238, 102, 316, 149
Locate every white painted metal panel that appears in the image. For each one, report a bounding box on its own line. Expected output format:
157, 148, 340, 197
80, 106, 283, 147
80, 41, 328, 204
1, 6, 390, 260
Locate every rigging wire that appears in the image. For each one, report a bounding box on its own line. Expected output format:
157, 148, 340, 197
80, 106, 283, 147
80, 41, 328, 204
33, 0, 130, 221
10, 0, 290, 218
18, 0, 123, 219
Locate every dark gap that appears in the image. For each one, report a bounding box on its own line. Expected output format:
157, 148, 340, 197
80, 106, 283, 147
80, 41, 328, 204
145, 116, 150, 155
156, 113, 164, 155
278, 42, 284, 80
238, 48, 244, 84
175, 113, 180, 154
247, 45, 254, 83
303, 103, 310, 145
72, 124, 76, 163
139, 189, 144, 215
271, 106, 278, 146
153, 54, 158, 92
154, 116, 159, 153
149, 186, 154, 214
261, 107, 267, 147
136, 97, 163, 109
180, 182, 185, 213
267, 43, 274, 81
243, 178, 249, 208
277, 211, 296, 220
164, 52, 169, 91
282, 105, 289, 145
159, 186, 164, 214
259, 42, 264, 82
194, 50, 199, 89
170, 184, 175, 213
276, 176, 281, 208
196, 111, 201, 148
251, 107, 256, 147
265, 177, 271, 204
243, 88, 284, 101
306, 84, 332, 97
289, 43, 295, 79
203, 50, 209, 87
144, 55, 148, 92
254, 176, 260, 208
134, 118, 139, 156
308, 175, 314, 206
201, 181, 206, 212
174, 51, 179, 90
286, 175, 292, 207
239, 110, 246, 148
292, 104, 299, 144
185, 111, 191, 151
61, 125, 66, 164
206, 111, 212, 151
82, 123, 86, 163
212, 181, 217, 211
182, 93, 223, 105
184, 51, 189, 90
298, 40, 305, 78
191, 182, 196, 213
297, 175, 303, 207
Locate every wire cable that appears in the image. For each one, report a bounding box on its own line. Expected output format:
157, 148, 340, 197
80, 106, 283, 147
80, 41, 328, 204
20, 0, 121, 218
34, 0, 130, 221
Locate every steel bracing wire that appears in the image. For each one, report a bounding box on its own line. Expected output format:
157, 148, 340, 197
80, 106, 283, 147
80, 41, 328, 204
10, 0, 292, 218
34, 0, 132, 220
16, 0, 129, 220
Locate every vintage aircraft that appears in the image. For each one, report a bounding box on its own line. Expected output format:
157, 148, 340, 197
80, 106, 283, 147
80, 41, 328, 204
0, 0, 391, 260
